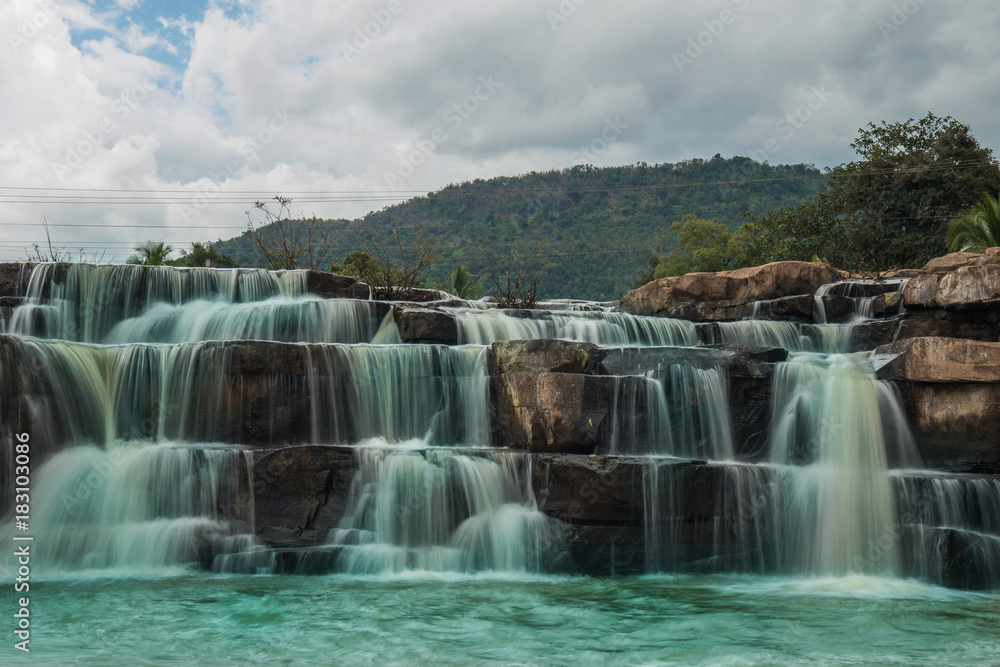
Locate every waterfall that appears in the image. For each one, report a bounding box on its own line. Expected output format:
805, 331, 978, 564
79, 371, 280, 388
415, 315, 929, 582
892, 471, 1000, 589
328, 445, 560, 574
608, 365, 733, 458
767, 353, 899, 575
455, 308, 697, 346
9, 263, 310, 343
102, 297, 381, 344
1, 337, 492, 448
16, 441, 258, 572
2, 261, 997, 590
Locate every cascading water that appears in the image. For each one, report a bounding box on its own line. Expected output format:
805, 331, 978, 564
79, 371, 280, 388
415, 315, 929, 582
1, 337, 492, 448
10, 263, 313, 343
101, 297, 383, 344
326, 445, 559, 574
2, 263, 998, 590
766, 352, 901, 575
455, 307, 697, 346
11, 441, 257, 573
892, 471, 1000, 589
604, 363, 734, 459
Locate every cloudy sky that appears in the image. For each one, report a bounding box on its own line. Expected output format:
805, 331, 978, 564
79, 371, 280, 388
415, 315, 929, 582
1, 0, 998, 262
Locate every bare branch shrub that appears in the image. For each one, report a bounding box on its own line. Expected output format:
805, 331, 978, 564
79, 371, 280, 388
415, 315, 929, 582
245, 196, 332, 270
482, 241, 546, 309
360, 229, 440, 300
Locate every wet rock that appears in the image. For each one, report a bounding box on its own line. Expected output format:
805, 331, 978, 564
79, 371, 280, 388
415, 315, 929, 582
891, 382, 1000, 474
560, 524, 645, 575
532, 455, 720, 523
0, 263, 33, 298
372, 286, 451, 302
818, 295, 855, 323
849, 319, 899, 350
892, 312, 1000, 343
305, 271, 371, 299
875, 338, 1000, 472
898, 525, 1000, 590
491, 372, 647, 454
394, 307, 458, 345
869, 291, 903, 317
252, 445, 358, 535
533, 454, 646, 522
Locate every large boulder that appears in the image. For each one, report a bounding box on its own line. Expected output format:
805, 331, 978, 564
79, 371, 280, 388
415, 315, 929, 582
304, 270, 371, 299
489, 339, 599, 376
491, 371, 648, 453
394, 307, 458, 345
618, 261, 844, 321
875, 337, 1000, 383
875, 337, 1000, 472
903, 249, 1000, 309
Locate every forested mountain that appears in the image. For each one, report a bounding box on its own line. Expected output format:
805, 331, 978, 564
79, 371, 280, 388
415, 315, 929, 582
215, 156, 826, 300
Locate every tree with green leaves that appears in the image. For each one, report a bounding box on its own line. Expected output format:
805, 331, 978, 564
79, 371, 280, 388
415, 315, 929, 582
635, 215, 735, 285
946, 192, 1000, 253
740, 113, 1000, 270
449, 265, 483, 299
169, 242, 239, 268
126, 241, 173, 266
654, 215, 732, 278
330, 251, 378, 279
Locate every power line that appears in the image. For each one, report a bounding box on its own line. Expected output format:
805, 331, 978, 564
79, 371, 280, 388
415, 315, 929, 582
0, 158, 993, 205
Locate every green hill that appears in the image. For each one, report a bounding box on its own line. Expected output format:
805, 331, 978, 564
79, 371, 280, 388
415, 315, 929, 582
215, 156, 827, 300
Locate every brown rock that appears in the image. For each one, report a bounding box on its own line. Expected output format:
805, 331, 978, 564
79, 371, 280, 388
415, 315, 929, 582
532, 454, 722, 523
892, 383, 1000, 473
491, 371, 647, 453
305, 270, 371, 299
618, 261, 843, 321
0, 263, 34, 298
869, 291, 903, 317
394, 307, 458, 345
875, 337, 1000, 383
533, 454, 645, 522
882, 268, 923, 279
904, 263, 1000, 309
488, 339, 598, 376
252, 445, 359, 535
920, 252, 992, 274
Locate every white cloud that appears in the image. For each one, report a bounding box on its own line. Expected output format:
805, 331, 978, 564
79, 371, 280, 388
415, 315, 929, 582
1, 0, 999, 260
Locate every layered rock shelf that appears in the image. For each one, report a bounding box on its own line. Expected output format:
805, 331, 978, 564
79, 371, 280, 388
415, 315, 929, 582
2, 257, 999, 589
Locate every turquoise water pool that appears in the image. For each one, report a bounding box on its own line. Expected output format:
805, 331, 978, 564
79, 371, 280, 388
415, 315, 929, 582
9, 573, 999, 666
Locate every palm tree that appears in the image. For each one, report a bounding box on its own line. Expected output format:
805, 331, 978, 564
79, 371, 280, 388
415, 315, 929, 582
450, 265, 483, 300
946, 192, 1000, 253
126, 241, 173, 265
